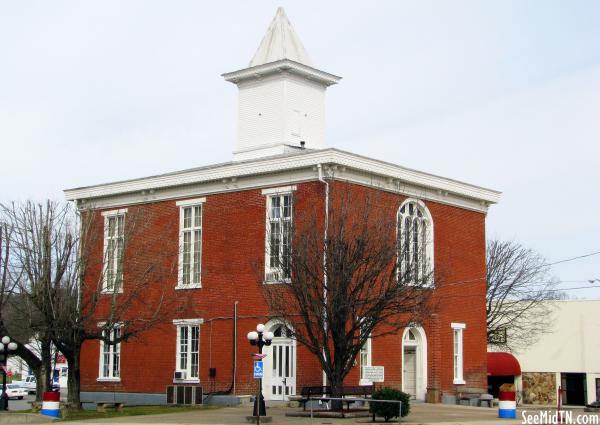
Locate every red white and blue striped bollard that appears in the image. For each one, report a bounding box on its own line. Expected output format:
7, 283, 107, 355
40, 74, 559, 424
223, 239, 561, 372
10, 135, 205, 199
41, 391, 61, 418
498, 390, 516, 419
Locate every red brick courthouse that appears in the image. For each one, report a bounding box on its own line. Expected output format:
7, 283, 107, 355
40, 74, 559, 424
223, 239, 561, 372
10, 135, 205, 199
65, 8, 500, 405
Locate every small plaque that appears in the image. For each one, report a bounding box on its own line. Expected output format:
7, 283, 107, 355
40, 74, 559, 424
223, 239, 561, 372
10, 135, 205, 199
362, 366, 384, 382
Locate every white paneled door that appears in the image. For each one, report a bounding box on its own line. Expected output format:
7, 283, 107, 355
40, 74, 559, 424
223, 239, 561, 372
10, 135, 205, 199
263, 323, 296, 401
403, 347, 417, 399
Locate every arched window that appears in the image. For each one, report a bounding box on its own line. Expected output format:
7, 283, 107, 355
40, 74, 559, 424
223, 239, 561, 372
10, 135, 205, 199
397, 200, 433, 283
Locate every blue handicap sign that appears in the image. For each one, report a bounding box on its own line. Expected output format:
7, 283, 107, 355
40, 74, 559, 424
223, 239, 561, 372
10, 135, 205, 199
253, 361, 264, 379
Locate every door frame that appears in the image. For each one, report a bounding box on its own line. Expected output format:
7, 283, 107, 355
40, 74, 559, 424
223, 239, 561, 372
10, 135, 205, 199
401, 326, 428, 400
262, 320, 296, 401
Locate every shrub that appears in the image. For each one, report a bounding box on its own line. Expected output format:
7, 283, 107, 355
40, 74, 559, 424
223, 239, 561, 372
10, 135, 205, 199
369, 387, 410, 422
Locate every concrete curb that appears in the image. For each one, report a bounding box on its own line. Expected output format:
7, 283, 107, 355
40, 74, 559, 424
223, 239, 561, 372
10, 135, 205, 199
0, 413, 58, 424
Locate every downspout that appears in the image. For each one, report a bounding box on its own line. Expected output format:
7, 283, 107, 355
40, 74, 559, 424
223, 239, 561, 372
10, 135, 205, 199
232, 300, 238, 394
226, 300, 238, 395
317, 164, 329, 387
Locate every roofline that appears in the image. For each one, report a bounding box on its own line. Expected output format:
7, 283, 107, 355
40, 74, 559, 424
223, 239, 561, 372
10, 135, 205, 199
64, 148, 501, 206
222, 59, 341, 86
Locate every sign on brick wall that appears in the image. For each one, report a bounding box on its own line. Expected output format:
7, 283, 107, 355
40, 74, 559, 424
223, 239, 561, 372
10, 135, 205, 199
362, 366, 384, 382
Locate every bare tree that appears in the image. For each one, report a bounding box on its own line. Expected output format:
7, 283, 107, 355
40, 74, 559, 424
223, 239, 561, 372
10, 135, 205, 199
263, 183, 433, 407
1, 201, 188, 408
486, 239, 562, 352
0, 214, 55, 398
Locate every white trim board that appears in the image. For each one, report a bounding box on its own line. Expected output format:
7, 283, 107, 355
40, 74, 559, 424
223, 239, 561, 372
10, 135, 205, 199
172, 318, 204, 326
65, 149, 500, 213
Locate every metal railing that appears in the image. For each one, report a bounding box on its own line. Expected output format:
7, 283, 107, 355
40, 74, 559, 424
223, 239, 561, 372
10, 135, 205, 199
307, 396, 403, 425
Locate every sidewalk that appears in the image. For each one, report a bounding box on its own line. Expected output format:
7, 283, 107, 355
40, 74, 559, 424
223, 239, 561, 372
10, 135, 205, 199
65, 402, 526, 425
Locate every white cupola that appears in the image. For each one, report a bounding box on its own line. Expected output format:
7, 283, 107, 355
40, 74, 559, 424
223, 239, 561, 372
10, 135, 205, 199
223, 7, 341, 161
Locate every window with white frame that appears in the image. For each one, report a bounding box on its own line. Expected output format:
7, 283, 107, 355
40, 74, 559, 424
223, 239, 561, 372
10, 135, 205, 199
99, 326, 121, 380
397, 200, 432, 284
174, 320, 201, 381
265, 192, 292, 282
102, 210, 126, 293
452, 323, 465, 384
176, 199, 204, 288
359, 321, 372, 384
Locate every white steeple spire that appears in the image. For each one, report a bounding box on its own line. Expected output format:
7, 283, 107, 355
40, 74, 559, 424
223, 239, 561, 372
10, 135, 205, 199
223, 8, 341, 162
249, 7, 313, 67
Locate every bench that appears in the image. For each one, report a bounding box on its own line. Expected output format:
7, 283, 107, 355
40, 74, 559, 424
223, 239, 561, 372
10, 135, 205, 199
478, 394, 494, 408
28, 401, 42, 412
456, 390, 493, 408
299, 385, 373, 411
338, 385, 374, 411
96, 401, 125, 412
299, 386, 332, 411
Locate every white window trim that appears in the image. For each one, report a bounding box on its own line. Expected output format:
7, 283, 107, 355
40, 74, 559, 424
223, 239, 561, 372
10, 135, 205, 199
263, 191, 294, 283
176, 199, 205, 290
174, 319, 202, 384
175, 197, 206, 207
97, 324, 122, 382
102, 211, 126, 294
172, 318, 204, 326
396, 198, 434, 286
451, 323, 466, 385
261, 185, 297, 195
359, 333, 372, 386
101, 208, 128, 217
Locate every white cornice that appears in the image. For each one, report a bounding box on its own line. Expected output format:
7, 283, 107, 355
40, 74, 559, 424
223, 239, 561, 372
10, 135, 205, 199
64, 149, 501, 213
222, 59, 341, 87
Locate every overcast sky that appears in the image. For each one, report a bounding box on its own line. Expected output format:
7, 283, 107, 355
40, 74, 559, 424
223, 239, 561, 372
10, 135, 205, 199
1, 1, 599, 297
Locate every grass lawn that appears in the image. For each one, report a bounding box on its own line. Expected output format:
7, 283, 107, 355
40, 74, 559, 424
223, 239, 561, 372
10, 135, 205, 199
60, 405, 221, 422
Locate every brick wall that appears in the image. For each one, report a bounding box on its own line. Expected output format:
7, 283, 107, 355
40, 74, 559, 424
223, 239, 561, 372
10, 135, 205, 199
80, 179, 487, 397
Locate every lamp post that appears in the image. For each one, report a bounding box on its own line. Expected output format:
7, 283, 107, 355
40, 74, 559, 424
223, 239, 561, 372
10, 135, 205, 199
0, 336, 18, 411
247, 324, 273, 424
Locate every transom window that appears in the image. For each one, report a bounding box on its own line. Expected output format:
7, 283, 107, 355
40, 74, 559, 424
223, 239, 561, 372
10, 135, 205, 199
102, 211, 125, 293
404, 329, 417, 342
272, 324, 293, 338
177, 199, 204, 289
176, 325, 199, 380
266, 193, 292, 282
397, 200, 432, 283
99, 326, 121, 380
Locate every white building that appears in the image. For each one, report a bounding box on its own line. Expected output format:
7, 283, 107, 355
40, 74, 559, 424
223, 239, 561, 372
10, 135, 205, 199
514, 300, 600, 406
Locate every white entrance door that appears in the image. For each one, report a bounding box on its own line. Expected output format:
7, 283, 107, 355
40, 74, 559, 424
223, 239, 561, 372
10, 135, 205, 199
264, 324, 296, 401
403, 347, 417, 398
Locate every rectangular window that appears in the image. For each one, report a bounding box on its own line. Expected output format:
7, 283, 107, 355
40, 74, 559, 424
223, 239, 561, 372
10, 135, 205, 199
452, 323, 465, 385
359, 322, 372, 384
176, 199, 204, 288
98, 326, 121, 380
102, 210, 126, 293
175, 324, 200, 381
265, 193, 292, 282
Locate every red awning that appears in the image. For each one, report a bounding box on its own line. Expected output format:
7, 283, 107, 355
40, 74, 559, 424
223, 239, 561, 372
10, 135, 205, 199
487, 352, 521, 376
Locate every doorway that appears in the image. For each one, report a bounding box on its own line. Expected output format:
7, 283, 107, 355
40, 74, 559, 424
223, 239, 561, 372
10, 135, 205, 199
561, 373, 587, 406
402, 327, 427, 400
262, 322, 296, 401
403, 346, 417, 397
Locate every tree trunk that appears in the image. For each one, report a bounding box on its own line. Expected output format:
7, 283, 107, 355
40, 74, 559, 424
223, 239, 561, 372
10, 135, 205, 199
31, 365, 44, 402
330, 377, 344, 412
31, 338, 54, 401
66, 348, 82, 409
